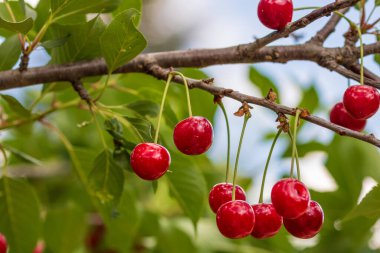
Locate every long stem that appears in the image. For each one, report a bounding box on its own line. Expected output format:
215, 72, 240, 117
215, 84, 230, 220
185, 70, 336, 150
356, 25, 364, 85
94, 74, 111, 102
366, 5, 376, 24
288, 131, 301, 180
290, 110, 301, 178
171, 71, 192, 117
4, 0, 25, 49
259, 129, 282, 203
154, 73, 173, 143
232, 113, 250, 201
294, 6, 320, 11
218, 102, 231, 182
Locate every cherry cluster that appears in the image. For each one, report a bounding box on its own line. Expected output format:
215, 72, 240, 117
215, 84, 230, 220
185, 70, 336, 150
330, 85, 380, 131
0, 234, 44, 253
209, 178, 324, 239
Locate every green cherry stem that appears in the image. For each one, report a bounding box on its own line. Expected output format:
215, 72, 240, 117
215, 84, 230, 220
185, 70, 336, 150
154, 73, 174, 144
232, 112, 251, 201
218, 101, 232, 183
288, 131, 301, 181
258, 129, 282, 203
171, 71, 193, 117
0, 144, 8, 176
356, 25, 364, 85
290, 109, 301, 179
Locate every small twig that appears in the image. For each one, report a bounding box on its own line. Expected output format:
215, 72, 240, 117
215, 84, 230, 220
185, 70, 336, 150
71, 79, 92, 105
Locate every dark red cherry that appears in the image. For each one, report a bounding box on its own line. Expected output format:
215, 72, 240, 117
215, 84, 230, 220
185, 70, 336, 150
0, 234, 7, 253
216, 200, 255, 239
130, 143, 171, 180
330, 102, 366, 131
173, 116, 213, 155
33, 241, 45, 253
283, 201, 324, 239
251, 203, 283, 239
85, 224, 105, 250
209, 183, 246, 213
271, 178, 310, 219
343, 85, 380, 120
258, 0, 293, 30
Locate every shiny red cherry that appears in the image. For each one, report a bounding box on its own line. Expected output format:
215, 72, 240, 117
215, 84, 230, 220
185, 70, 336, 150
130, 143, 171, 180
209, 183, 246, 213
0, 234, 7, 253
85, 224, 105, 250
216, 200, 255, 239
343, 85, 380, 120
33, 241, 45, 253
258, 0, 293, 30
283, 201, 324, 239
173, 116, 213, 155
330, 102, 366, 131
251, 203, 283, 239
271, 178, 310, 219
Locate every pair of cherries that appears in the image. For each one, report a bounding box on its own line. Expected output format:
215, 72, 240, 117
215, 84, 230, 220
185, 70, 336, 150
0, 234, 44, 253
330, 85, 380, 131
209, 178, 324, 239
258, 0, 293, 30
130, 116, 213, 180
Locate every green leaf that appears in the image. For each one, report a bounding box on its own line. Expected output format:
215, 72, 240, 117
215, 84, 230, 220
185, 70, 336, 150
44, 206, 86, 253
156, 225, 197, 253
249, 66, 280, 102
51, 0, 120, 21
40, 34, 71, 49
124, 116, 154, 142
126, 100, 160, 117
1, 94, 31, 117
100, 9, 146, 72
344, 185, 380, 221
298, 85, 319, 113
0, 35, 21, 70
113, 0, 142, 25
167, 158, 207, 227
375, 0, 380, 6
49, 16, 106, 64
0, 177, 42, 253
89, 150, 125, 213
6, 146, 42, 166
0, 17, 33, 34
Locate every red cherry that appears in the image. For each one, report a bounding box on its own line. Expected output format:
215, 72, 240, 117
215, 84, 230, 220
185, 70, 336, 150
283, 201, 324, 239
33, 241, 45, 253
330, 102, 366, 131
251, 203, 283, 239
130, 143, 171, 180
85, 224, 105, 250
258, 0, 293, 30
271, 178, 310, 219
173, 116, 213, 155
343, 85, 380, 120
0, 234, 7, 253
216, 200, 255, 239
209, 183, 246, 213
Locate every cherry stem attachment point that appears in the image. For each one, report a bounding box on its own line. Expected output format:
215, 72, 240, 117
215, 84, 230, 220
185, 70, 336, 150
290, 109, 301, 179
171, 71, 193, 117
154, 73, 174, 144
232, 111, 251, 201
259, 129, 282, 203
218, 101, 231, 183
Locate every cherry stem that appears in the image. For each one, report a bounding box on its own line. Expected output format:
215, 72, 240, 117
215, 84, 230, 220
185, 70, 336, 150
259, 129, 282, 203
356, 25, 364, 85
232, 113, 250, 201
0, 144, 8, 176
218, 101, 231, 183
290, 109, 301, 179
293, 6, 320, 11
154, 73, 174, 144
288, 131, 301, 180
171, 71, 193, 117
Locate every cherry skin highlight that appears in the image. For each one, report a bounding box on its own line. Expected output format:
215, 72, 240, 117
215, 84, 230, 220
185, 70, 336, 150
343, 85, 380, 120
257, 0, 293, 30
330, 102, 366, 131
251, 203, 283, 239
283, 201, 324, 239
0, 234, 7, 253
130, 143, 171, 180
173, 116, 213, 155
271, 178, 310, 219
209, 183, 246, 213
216, 200, 255, 239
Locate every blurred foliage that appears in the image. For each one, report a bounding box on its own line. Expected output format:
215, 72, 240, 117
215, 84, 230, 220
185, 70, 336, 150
0, 1, 379, 253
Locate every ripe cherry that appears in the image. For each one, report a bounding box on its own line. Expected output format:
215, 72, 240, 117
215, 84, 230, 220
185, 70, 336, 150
209, 183, 246, 213
33, 241, 45, 253
130, 143, 171, 180
0, 234, 7, 253
343, 85, 380, 120
216, 200, 255, 239
271, 178, 310, 219
85, 224, 105, 250
283, 201, 324, 239
251, 203, 283, 239
257, 0, 293, 30
173, 116, 213, 155
330, 102, 366, 131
